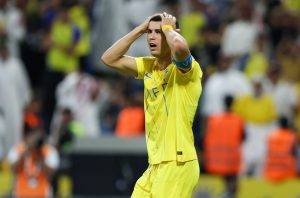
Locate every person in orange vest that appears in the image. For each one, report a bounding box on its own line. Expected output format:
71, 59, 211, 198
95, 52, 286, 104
263, 116, 298, 182
204, 95, 244, 198
7, 115, 59, 198
115, 91, 145, 138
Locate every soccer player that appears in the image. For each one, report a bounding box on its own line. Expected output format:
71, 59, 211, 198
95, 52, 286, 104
101, 12, 202, 197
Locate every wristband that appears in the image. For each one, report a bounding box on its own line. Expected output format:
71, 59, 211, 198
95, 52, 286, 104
162, 25, 174, 33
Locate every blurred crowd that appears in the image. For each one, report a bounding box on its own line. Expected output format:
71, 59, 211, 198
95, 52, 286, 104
0, 0, 299, 196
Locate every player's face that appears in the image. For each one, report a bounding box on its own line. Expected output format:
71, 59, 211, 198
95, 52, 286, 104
147, 21, 169, 57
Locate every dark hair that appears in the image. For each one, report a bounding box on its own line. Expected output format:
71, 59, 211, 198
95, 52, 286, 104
279, 116, 289, 129
150, 14, 180, 29
224, 95, 234, 111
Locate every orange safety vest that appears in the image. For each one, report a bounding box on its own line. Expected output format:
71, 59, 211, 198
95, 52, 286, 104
14, 143, 52, 198
115, 107, 145, 137
204, 113, 244, 175
264, 129, 297, 182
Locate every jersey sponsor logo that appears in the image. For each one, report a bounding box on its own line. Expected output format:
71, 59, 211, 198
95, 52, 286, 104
146, 82, 168, 99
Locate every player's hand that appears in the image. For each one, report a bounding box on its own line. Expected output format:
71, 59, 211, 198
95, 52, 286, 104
161, 12, 176, 30
138, 16, 151, 33
138, 13, 160, 33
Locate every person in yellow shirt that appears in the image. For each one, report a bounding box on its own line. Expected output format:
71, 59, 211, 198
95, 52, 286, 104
101, 12, 202, 198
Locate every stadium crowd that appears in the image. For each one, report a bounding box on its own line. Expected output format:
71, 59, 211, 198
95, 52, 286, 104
0, 0, 299, 197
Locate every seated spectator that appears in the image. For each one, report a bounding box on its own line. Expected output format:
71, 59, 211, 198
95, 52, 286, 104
7, 115, 59, 198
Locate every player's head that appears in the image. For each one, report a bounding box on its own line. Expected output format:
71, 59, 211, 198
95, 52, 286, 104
147, 14, 179, 58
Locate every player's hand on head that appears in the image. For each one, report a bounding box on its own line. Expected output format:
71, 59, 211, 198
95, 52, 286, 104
139, 17, 151, 33
161, 12, 176, 30
139, 13, 161, 33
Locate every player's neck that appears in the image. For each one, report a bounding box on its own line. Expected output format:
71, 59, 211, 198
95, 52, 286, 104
156, 56, 171, 71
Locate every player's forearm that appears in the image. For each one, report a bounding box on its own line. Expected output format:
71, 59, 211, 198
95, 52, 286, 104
164, 29, 190, 61
101, 26, 144, 66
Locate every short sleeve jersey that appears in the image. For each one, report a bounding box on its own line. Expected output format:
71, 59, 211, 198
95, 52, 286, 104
135, 56, 202, 164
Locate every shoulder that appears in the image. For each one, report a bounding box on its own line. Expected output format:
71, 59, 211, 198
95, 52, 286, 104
135, 57, 156, 79
175, 58, 202, 80
135, 56, 156, 67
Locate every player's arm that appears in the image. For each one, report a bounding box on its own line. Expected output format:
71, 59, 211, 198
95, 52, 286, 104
161, 12, 192, 73
101, 16, 151, 77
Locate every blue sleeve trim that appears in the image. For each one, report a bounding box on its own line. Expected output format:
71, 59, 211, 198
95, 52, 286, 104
172, 54, 192, 69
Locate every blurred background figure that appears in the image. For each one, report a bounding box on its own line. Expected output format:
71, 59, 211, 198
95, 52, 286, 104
0, 108, 5, 161
202, 53, 252, 117
115, 90, 145, 138
263, 62, 298, 128
221, 0, 258, 60
7, 114, 59, 198
204, 95, 244, 198
49, 108, 83, 197
50, 108, 83, 152
41, 1, 81, 134
51, 65, 108, 137
0, 35, 31, 155
263, 117, 298, 182
0, 0, 26, 57
234, 75, 278, 177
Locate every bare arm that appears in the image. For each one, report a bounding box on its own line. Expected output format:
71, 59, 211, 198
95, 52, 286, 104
101, 17, 151, 77
8, 148, 26, 172
161, 12, 191, 71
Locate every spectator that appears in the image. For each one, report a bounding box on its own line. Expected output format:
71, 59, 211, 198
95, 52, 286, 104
179, 0, 206, 51
243, 33, 269, 79
263, 116, 298, 182
0, 0, 26, 57
221, 0, 258, 58
69, 0, 92, 73
203, 54, 252, 117
234, 75, 278, 176
49, 108, 83, 197
52, 67, 108, 137
41, 2, 81, 134
263, 63, 298, 126
0, 35, 31, 153
50, 108, 84, 152
276, 37, 300, 84
7, 115, 59, 198
115, 91, 145, 138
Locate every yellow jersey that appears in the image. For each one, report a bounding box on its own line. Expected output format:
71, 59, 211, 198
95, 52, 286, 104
135, 56, 202, 164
